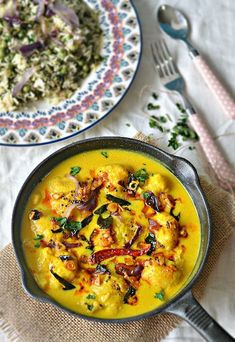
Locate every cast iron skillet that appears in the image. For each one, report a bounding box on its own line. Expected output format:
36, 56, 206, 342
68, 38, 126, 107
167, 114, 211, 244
12, 137, 234, 341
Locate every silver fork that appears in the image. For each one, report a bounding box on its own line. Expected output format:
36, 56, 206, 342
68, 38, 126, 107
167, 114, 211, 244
151, 40, 235, 190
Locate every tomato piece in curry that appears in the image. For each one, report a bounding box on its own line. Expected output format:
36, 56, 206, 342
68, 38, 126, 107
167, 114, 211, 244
21, 149, 201, 319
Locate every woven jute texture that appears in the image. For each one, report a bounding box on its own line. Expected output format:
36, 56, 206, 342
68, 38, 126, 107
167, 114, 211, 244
0, 135, 234, 342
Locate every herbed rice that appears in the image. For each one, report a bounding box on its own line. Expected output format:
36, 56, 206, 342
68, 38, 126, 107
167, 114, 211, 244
0, 0, 102, 112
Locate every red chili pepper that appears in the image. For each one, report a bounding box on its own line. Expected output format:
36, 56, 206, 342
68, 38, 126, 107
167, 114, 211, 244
90, 246, 150, 264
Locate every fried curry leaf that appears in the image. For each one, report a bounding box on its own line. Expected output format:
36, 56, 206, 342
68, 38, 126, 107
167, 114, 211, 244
51, 227, 63, 233
29, 209, 42, 220
154, 290, 165, 301
70, 166, 81, 176
94, 204, 108, 215
50, 267, 76, 290
145, 233, 157, 255
106, 194, 130, 207
170, 208, 180, 222
123, 286, 136, 304
101, 151, 109, 158
81, 214, 93, 228
97, 214, 113, 229
135, 168, 149, 183
34, 242, 41, 248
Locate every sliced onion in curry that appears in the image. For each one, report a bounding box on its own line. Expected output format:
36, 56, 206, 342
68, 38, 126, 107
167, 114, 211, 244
144, 191, 161, 212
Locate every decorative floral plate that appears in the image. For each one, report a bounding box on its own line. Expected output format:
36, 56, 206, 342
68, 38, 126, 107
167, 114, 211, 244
0, 0, 142, 146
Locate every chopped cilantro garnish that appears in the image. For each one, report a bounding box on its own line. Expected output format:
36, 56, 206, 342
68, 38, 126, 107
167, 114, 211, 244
147, 103, 160, 110
53, 217, 82, 234
70, 166, 81, 176
149, 116, 166, 132
166, 113, 172, 122
152, 92, 158, 100
135, 168, 149, 183
159, 116, 167, 123
34, 241, 41, 248
85, 303, 94, 311
168, 133, 180, 150
126, 123, 131, 127
33, 234, 44, 240
54, 217, 67, 226
101, 151, 108, 158
66, 220, 82, 232
86, 294, 96, 300
154, 290, 165, 301
143, 192, 150, 199
176, 103, 186, 113
167, 114, 198, 150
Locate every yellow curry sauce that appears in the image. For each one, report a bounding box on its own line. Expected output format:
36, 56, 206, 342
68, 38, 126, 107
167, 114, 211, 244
22, 149, 201, 318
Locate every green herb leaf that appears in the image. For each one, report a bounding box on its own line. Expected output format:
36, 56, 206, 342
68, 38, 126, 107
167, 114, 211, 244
53, 217, 83, 234
149, 117, 157, 128
34, 241, 41, 248
149, 116, 165, 132
168, 133, 180, 150
106, 194, 130, 206
159, 116, 167, 123
54, 217, 67, 226
154, 290, 165, 301
94, 204, 108, 215
101, 151, 108, 158
97, 214, 113, 229
143, 192, 150, 199
70, 166, 81, 176
86, 294, 96, 299
81, 214, 93, 228
33, 234, 44, 240
147, 103, 160, 110
85, 303, 94, 311
135, 168, 149, 183
152, 92, 158, 100
66, 220, 82, 232
176, 103, 186, 113
126, 123, 131, 127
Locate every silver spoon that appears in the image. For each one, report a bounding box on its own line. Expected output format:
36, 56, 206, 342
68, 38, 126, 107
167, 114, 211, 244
158, 4, 235, 120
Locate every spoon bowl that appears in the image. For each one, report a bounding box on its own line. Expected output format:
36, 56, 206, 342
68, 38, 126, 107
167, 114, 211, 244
158, 5, 189, 42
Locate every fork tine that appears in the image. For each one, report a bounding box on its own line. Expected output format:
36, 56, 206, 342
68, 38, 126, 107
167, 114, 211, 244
151, 43, 164, 78
161, 39, 178, 75
155, 41, 171, 77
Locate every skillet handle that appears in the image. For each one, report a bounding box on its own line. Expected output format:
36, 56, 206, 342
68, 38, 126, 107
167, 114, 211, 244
165, 291, 234, 341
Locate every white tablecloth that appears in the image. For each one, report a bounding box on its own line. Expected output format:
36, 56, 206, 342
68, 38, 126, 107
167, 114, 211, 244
1, 0, 235, 341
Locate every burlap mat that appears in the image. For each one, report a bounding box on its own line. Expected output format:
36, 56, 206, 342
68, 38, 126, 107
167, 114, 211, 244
0, 135, 234, 342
